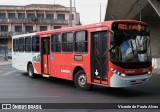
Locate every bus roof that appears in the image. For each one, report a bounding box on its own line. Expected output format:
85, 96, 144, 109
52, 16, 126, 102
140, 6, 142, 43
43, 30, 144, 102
12, 20, 147, 38
36, 20, 147, 35
12, 32, 36, 38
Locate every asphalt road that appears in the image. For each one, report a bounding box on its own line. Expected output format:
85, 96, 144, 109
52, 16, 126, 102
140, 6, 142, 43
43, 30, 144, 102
0, 64, 160, 112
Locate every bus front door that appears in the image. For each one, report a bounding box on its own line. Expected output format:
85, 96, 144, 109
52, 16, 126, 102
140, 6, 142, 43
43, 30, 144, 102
91, 31, 108, 84
41, 37, 50, 75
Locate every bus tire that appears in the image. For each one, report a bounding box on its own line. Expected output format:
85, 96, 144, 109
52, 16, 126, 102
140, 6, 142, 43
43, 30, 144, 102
28, 64, 36, 78
74, 70, 92, 91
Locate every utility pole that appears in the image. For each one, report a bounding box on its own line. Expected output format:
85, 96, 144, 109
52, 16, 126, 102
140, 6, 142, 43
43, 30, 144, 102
69, 0, 72, 27
4, 30, 8, 61
74, 0, 75, 7
100, 3, 101, 22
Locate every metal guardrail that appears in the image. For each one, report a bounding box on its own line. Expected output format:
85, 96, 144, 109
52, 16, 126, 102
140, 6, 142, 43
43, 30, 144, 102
0, 6, 74, 12
0, 45, 9, 56
0, 31, 31, 37
0, 18, 68, 24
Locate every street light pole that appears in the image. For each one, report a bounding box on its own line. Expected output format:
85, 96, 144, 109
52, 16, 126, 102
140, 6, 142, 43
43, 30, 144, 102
69, 0, 73, 27
4, 31, 8, 61
74, 0, 75, 7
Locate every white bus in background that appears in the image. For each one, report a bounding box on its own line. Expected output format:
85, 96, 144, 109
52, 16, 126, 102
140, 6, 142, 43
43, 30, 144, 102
12, 33, 40, 76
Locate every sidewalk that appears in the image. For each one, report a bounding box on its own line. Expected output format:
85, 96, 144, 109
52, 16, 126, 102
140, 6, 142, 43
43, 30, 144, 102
0, 56, 12, 65
0, 60, 12, 65
152, 69, 160, 74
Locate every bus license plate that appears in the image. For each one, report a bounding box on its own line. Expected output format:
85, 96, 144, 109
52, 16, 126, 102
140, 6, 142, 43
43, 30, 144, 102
136, 79, 143, 83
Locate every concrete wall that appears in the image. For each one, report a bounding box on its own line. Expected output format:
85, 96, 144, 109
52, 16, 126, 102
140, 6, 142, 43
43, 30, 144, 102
149, 18, 160, 68
150, 21, 160, 57
152, 58, 160, 68
133, 3, 160, 57
105, 0, 160, 68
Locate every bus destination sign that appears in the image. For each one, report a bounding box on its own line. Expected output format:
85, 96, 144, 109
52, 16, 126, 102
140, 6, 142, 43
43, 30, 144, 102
112, 23, 148, 32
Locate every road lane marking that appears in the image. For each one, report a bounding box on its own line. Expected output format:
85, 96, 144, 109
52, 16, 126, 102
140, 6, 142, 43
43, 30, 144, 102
1, 70, 17, 76
0, 68, 16, 70
0, 96, 60, 99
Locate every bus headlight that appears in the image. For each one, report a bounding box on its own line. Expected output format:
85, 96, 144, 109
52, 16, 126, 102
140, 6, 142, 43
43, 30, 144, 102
111, 68, 126, 78
148, 71, 151, 75
121, 73, 126, 77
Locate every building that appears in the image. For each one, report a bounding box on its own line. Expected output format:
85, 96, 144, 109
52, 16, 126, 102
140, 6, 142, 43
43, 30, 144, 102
105, 0, 160, 68
0, 4, 80, 54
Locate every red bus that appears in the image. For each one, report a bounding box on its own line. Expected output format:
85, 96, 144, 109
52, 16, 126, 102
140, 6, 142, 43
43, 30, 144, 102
12, 20, 152, 90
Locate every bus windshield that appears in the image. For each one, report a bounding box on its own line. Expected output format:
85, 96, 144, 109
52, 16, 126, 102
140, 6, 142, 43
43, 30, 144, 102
110, 33, 151, 63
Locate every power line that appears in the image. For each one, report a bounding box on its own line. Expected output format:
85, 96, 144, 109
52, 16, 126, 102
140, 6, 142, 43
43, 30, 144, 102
58, 4, 106, 7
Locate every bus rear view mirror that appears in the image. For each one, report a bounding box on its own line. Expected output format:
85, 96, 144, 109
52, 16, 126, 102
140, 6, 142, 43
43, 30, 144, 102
108, 30, 114, 52
109, 29, 114, 34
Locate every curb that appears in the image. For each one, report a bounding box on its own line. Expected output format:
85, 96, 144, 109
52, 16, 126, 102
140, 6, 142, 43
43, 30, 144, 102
152, 69, 160, 74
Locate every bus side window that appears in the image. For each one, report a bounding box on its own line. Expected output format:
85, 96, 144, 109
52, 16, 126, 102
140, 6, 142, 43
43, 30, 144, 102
13, 38, 19, 52
51, 33, 61, 52
25, 36, 31, 52
75, 31, 88, 53
19, 37, 24, 52
62, 32, 73, 52
32, 36, 40, 52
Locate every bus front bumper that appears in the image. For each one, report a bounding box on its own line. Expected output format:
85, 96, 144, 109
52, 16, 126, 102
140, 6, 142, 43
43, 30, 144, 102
110, 73, 152, 87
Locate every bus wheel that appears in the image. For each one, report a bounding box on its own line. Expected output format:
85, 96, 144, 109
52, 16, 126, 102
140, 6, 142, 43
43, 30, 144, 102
74, 70, 92, 90
28, 64, 36, 78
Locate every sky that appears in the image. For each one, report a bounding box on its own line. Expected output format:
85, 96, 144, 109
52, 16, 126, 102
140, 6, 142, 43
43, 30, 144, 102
0, 0, 108, 25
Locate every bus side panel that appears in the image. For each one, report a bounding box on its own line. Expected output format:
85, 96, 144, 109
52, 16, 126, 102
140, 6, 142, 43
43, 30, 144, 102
13, 52, 33, 72
50, 53, 72, 80
32, 53, 41, 74
56, 65, 72, 80
49, 53, 91, 82
50, 65, 55, 76
71, 53, 91, 83
33, 62, 41, 74
43, 55, 48, 74
12, 52, 20, 70
22, 53, 32, 71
